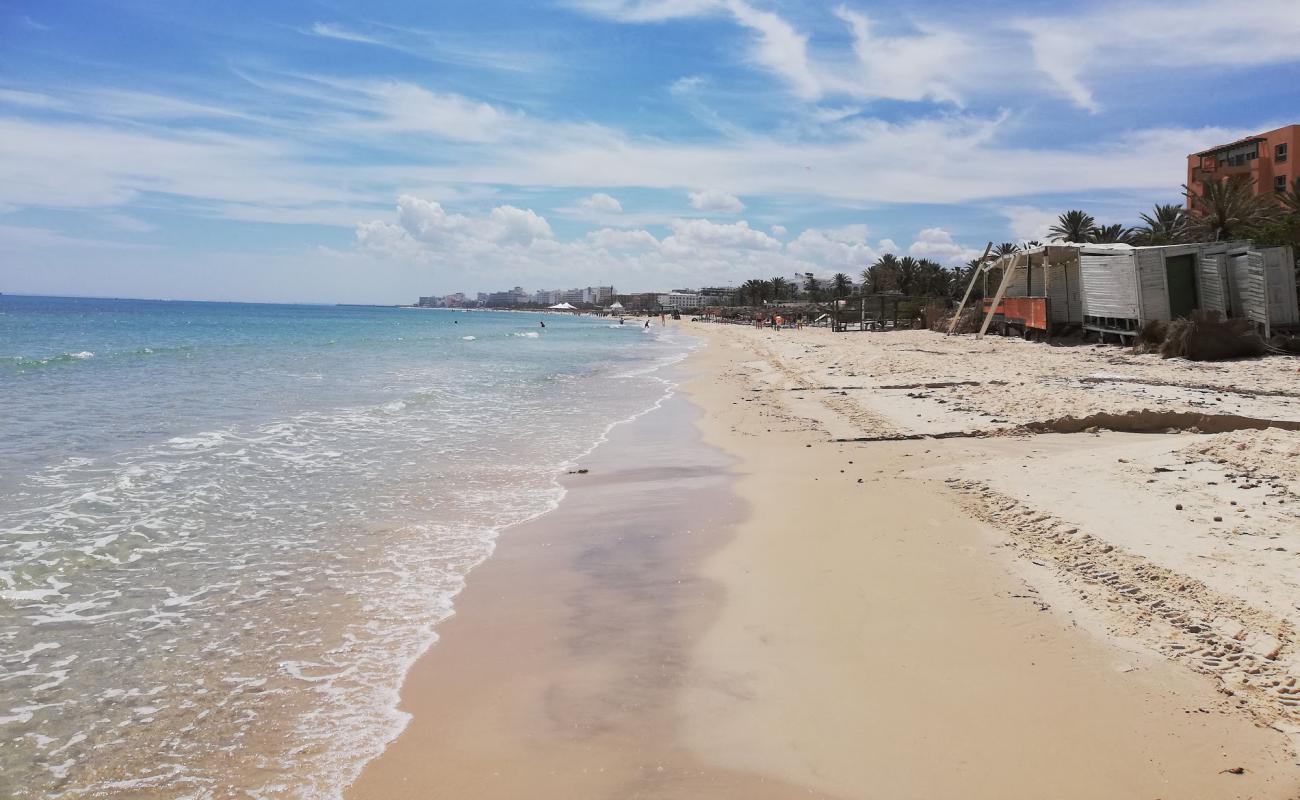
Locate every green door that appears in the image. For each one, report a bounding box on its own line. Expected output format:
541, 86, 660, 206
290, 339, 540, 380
1165, 254, 1198, 319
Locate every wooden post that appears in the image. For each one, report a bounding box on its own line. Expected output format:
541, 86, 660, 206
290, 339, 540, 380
978, 252, 1021, 339
947, 241, 993, 336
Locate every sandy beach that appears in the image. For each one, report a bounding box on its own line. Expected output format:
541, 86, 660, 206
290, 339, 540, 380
348, 323, 1300, 799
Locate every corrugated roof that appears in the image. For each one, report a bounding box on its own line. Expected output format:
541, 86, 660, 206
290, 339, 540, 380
1194, 135, 1266, 157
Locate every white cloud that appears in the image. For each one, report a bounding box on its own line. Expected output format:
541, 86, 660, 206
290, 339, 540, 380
571, 0, 1300, 112
663, 218, 777, 252
303, 21, 546, 73
907, 227, 981, 265
571, 1, 986, 104
98, 213, 156, 233
830, 8, 973, 105
579, 192, 623, 214
688, 189, 745, 213
786, 226, 878, 272
1000, 206, 1060, 243
770, 224, 787, 236
877, 238, 899, 254
355, 197, 895, 289
1019, 0, 1300, 111
389, 195, 552, 248
307, 22, 384, 45
586, 227, 659, 251
724, 0, 821, 99
561, 0, 722, 22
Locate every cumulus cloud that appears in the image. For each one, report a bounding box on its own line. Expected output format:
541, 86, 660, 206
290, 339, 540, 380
1000, 206, 1060, 243
770, 224, 787, 236
907, 227, 981, 265
663, 218, 777, 252
786, 226, 878, 271
359, 195, 554, 256
586, 227, 658, 250
688, 189, 745, 214
356, 196, 895, 288
579, 192, 623, 213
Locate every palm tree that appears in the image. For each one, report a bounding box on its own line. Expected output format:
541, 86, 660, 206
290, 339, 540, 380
895, 256, 921, 295
769, 276, 790, 302
1088, 223, 1137, 244
1276, 176, 1300, 216
862, 254, 899, 294
802, 273, 821, 301
1185, 176, 1278, 241
914, 259, 952, 296
1019, 240, 1043, 250
741, 278, 769, 306
1135, 203, 1188, 245
1049, 210, 1097, 243
831, 272, 852, 298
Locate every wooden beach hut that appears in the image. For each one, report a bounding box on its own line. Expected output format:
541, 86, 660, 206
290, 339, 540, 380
1077, 242, 1297, 340
963, 242, 1298, 341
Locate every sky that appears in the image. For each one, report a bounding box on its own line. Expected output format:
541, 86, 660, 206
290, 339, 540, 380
1, 0, 1298, 303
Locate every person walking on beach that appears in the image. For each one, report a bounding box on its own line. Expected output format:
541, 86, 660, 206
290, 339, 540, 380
644, 319, 650, 329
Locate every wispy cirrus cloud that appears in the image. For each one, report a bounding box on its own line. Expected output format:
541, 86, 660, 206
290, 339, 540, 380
570, 0, 1300, 111
302, 20, 549, 73
1018, 0, 1300, 111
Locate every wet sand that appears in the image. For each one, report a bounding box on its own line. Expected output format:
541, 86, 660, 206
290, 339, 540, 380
347, 332, 1299, 799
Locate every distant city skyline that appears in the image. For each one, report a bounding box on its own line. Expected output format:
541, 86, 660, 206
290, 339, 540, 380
2, 1, 1298, 303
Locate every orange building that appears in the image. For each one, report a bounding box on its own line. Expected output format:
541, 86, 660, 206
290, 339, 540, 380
1186, 124, 1300, 204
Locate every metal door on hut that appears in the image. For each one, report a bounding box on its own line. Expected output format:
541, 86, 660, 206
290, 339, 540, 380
1164, 254, 1198, 318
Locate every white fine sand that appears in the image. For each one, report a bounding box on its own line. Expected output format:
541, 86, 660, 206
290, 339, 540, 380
345, 322, 1300, 800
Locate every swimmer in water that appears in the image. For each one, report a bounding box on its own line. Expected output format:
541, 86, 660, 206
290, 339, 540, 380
644, 320, 650, 329
540, 320, 546, 328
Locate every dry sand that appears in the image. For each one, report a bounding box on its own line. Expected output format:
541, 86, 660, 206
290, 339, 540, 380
346, 323, 1300, 799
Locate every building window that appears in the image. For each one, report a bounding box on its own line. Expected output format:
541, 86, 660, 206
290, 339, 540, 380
1275, 175, 1288, 193
1277, 143, 1289, 163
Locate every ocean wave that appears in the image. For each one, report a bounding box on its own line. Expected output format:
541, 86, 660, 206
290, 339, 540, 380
3, 351, 94, 369
0, 318, 695, 800
511, 331, 540, 338
461, 335, 477, 340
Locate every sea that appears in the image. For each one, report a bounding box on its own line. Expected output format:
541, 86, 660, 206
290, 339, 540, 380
0, 296, 690, 799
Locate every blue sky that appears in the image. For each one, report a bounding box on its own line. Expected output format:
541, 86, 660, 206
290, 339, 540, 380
1, 0, 1297, 303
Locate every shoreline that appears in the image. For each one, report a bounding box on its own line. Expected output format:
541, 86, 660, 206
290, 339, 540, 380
345, 324, 1299, 798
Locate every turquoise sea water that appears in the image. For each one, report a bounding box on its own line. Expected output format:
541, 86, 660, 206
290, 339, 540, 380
0, 296, 689, 799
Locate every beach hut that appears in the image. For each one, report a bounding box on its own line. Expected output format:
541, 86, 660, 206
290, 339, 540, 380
954, 243, 1087, 338
966, 242, 1298, 341
607, 301, 625, 313
1077, 242, 1297, 339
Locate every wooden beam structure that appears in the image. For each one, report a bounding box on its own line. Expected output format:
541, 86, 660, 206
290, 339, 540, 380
946, 241, 993, 336
977, 252, 1022, 339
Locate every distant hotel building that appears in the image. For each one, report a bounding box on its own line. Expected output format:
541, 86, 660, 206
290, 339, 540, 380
657, 290, 705, 311
1187, 124, 1299, 202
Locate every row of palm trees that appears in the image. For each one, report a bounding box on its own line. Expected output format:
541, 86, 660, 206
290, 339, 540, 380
734, 256, 960, 305
1047, 175, 1300, 246
727, 175, 1300, 307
